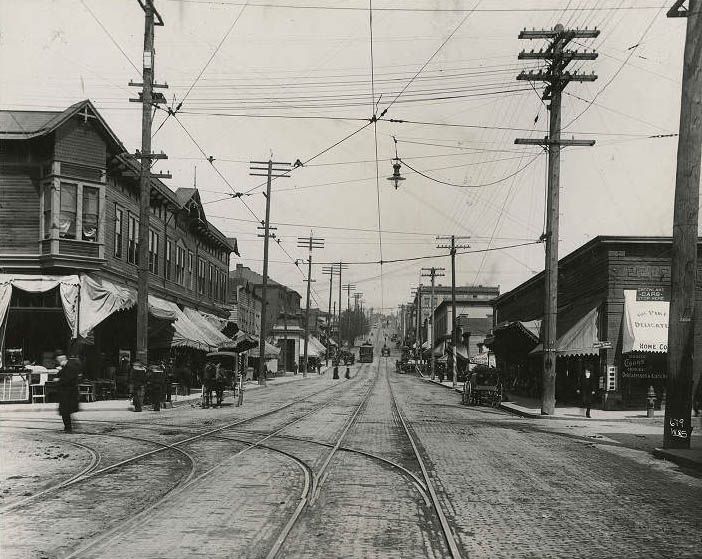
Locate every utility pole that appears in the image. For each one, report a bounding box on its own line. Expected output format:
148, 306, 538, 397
437, 235, 470, 388
412, 285, 421, 358
130, 0, 169, 365
298, 233, 324, 377
664, 0, 701, 449
336, 262, 347, 350
322, 265, 340, 366
353, 292, 363, 342
250, 159, 291, 386
343, 283, 356, 348
422, 267, 445, 381
515, 24, 599, 415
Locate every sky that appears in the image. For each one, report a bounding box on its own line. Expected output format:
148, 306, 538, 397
0, 0, 692, 315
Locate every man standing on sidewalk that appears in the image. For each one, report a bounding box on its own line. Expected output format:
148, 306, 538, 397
56, 350, 81, 433
578, 368, 596, 418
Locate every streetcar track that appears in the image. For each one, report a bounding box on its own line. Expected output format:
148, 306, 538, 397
385, 357, 464, 559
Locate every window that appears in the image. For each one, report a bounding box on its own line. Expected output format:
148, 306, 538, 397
43, 185, 52, 239
82, 186, 99, 241
114, 205, 123, 258
128, 215, 139, 264
208, 264, 213, 297
149, 230, 159, 273
198, 259, 206, 294
188, 251, 194, 290
165, 240, 173, 280
176, 247, 185, 285
59, 183, 77, 239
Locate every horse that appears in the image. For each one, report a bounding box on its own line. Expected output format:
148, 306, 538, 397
200, 363, 216, 408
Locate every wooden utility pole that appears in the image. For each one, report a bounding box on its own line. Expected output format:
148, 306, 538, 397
343, 283, 356, 348
515, 24, 599, 415
664, 0, 701, 449
250, 159, 291, 385
130, 0, 169, 365
298, 233, 324, 377
422, 267, 445, 381
322, 265, 340, 366
437, 235, 470, 388
336, 262, 347, 350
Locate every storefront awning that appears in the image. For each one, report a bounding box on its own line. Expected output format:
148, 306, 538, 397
0, 274, 80, 338
622, 290, 668, 353
303, 335, 326, 358
150, 297, 215, 351
79, 274, 137, 337
531, 307, 600, 357
182, 307, 232, 348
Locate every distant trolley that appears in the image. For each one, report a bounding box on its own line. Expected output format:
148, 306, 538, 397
359, 342, 374, 363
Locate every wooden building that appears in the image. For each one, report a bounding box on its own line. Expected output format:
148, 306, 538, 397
487, 236, 702, 410
0, 100, 238, 396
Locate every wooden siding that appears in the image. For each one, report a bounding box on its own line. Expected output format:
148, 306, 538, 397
0, 167, 41, 254
59, 239, 100, 259
103, 173, 231, 316
54, 117, 105, 169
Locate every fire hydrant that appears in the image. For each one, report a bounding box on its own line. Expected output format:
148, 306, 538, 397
646, 386, 656, 418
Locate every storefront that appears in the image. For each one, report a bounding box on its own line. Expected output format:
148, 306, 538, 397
488, 237, 702, 411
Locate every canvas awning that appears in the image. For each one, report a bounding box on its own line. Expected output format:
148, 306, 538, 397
78, 274, 137, 337
182, 307, 232, 348
150, 298, 215, 351
432, 340, 445, 357
531, 307, 600, 357
0, 274, 80, 338
622, 290, 669, 353
304, 335, 327, 358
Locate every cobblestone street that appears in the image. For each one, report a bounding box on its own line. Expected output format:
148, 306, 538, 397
2, 353, 701, 558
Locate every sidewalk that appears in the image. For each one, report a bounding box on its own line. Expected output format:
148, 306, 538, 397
424, 377, 702, 472
0, 369, 323, 414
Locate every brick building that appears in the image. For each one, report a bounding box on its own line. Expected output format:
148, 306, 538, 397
487, 236, 702, 410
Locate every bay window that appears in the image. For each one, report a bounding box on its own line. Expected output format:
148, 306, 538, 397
43, 185, 52, 239
114, 205, 123, 258
82, 186, 99, 241
59, 183, 77, 239
165, 240, 172, 280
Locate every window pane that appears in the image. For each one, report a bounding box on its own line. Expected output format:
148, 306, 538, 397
59, 184, 77, 239
43, 185, 52, 239
82, 186, 99, 241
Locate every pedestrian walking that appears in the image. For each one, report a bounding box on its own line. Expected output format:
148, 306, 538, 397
333, 365, 339, 380
316, 361, 321, 375
55, 350, 81, 433
578, 368, 596, 418
292, 361, 298, 375
345, 366, 350, 379
130, 360, 146, 412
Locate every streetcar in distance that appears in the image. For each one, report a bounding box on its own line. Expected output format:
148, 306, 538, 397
359, 341, 374, 363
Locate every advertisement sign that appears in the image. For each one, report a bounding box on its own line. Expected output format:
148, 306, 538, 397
622, 353, 666, 379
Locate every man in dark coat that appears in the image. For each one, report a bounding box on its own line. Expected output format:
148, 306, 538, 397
56, 352, 80, 432
578, 368, 596, 418
147, 364, 165, 412
130, 361, 146, 412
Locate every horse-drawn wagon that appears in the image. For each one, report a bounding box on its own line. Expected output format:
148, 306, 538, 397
462, 366, 503, 407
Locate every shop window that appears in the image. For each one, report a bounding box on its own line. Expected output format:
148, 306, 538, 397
149, 230, 159, 273
114, 205, 123, 258
59, 183, 77, 239
82, 186, 99, 241
43, 185, 52, 239
128, 215, 139, 264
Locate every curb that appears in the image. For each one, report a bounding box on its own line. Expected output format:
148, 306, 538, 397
652, 448, 702, 473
